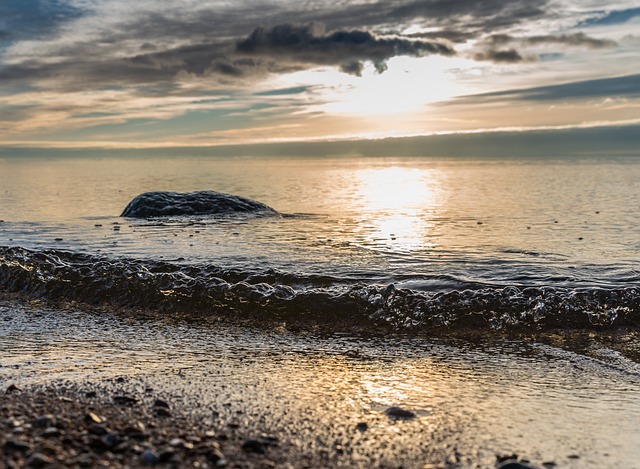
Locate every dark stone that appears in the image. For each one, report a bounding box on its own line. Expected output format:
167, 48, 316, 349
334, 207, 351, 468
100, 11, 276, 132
121, 191, 279, 218
89, 432, 121, 452
32, 415, 55, 428
113, 395, 138, 406
385, 406, 416, 419
88, 424, 110, 436
242, 439, 266, 454
497, 461, 537, 469
5, 384, 20, 394
3, 439, 31, 453
159, 449, 176, 463
141, 449, 159, 466
355, 422, 368, 431
153, 399, 170, 408
85, 391, 97, 398
497, 454, 519, 463
154, 407, 172, 418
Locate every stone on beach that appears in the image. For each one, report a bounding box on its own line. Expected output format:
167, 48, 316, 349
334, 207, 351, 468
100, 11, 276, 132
120, 190, 278, 218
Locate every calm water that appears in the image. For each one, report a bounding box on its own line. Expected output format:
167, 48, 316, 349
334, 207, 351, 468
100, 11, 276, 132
1, 154, 639, 330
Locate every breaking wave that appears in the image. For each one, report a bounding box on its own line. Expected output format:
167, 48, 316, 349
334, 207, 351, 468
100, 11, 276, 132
1, 246, 638, 331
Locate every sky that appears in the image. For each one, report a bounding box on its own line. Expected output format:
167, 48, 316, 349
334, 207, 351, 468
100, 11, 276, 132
0, 0, 639, 152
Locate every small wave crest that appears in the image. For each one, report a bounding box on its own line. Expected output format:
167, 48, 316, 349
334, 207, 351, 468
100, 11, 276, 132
1, 246, 638, 331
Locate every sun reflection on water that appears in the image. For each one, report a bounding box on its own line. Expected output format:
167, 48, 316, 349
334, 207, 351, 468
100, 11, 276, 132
351, 166, 442, 252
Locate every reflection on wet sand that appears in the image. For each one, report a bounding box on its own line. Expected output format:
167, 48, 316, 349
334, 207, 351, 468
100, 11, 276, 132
2, 301, 639, 468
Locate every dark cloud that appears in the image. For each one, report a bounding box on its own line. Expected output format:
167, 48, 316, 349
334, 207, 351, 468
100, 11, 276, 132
460, 74, 640, 102
236, 23, 454, 74
473, 48, 527, 63
488, 32, 617, 49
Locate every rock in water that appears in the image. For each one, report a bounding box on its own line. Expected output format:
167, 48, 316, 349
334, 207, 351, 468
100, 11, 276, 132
121, 191, 278, 218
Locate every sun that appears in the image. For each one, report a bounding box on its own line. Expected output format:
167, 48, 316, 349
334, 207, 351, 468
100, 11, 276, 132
274, 55, 471, 117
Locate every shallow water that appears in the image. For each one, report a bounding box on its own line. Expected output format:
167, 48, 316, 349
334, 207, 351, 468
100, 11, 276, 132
1, 301, 639, 468
1, 154, 639, 330
1, 155, 638, 285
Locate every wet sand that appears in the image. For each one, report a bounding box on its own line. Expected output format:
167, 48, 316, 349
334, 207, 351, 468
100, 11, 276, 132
2, 299, 640, 468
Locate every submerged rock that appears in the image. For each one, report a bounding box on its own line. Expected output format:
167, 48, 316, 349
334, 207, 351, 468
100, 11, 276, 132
121, 191, 278, 218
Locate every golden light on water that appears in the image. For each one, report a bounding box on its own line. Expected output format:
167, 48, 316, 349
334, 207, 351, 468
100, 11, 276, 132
351, 166, 441, 252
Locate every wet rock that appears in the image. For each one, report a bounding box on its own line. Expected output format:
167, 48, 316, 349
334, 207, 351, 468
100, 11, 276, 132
385, 406, 416, 419
121, 190, 279, 218
141, 449, 159, 466
242, 439, 267, 454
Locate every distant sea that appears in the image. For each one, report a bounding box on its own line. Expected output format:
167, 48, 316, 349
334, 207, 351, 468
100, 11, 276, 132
1, 154, 639, 331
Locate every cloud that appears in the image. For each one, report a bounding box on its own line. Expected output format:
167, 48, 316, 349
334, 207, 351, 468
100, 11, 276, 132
460, 74, 640, 102
471, 31, 617, 63
472, 48, 528, 63
317, 0, 550, 33
236, 23, 455, 75
488, 32, 617, 49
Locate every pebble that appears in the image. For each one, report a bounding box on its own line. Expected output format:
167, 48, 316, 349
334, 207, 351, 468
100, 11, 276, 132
355, 422, 368, 431
85, 412, 103, 424
153, 399, 170, 408
3, 439, 32, 453
113, 394, 138, 405
32, 415, 55, 428
242, 439, 266, 454
497, 460, 537, 469
42, 426, 61, 438
26, 452, 54, 468
155, 407, 172, 417
141, 449, 159, 466
5, 384, 20, 394
385, 406, 416, 419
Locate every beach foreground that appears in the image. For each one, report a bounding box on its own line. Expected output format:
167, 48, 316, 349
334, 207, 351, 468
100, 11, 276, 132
2, 299, 640, 468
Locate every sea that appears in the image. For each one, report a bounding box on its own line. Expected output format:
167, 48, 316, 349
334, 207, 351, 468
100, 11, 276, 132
0, 153, 638, 331
2, 153, 640, 467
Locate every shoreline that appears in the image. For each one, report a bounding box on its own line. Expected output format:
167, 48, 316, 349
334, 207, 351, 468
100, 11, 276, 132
2, 298, 640, 468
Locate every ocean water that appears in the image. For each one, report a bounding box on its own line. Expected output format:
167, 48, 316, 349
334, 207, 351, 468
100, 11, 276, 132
1, 154, 639, 331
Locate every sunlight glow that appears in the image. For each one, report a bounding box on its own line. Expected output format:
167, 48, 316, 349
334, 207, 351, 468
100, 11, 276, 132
275, 56, 474, 117
351, 166, 441, 251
